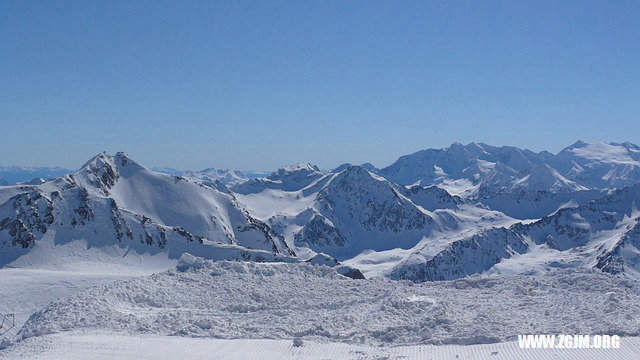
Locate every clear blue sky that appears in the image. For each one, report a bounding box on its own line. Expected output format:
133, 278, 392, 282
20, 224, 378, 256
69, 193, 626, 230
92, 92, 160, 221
1, 1, 639, 171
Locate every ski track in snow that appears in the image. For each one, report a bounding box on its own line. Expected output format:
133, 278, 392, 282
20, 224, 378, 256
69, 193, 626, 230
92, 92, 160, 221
2, 331, 640, 360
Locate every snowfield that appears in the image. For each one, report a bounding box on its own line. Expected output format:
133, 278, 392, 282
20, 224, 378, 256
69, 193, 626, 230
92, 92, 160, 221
12, 257, 640, 348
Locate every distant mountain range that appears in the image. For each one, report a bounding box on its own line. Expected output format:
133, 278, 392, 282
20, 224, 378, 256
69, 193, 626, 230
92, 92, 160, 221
377, 141, 640, 196
2, 141, 640, 282
0, 166, 73, 185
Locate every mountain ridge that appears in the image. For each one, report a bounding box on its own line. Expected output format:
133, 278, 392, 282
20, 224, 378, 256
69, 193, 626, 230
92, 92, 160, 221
3, 141, 640, 282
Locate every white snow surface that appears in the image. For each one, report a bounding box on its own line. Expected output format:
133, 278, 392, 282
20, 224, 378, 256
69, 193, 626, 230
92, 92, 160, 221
13, 258, 640, 347
3, 331, 640, 360
570, 142, 640, 166
0, 265, 163, 341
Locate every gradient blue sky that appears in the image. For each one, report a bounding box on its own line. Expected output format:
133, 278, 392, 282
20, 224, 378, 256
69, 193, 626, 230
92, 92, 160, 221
1, 1, 639, 171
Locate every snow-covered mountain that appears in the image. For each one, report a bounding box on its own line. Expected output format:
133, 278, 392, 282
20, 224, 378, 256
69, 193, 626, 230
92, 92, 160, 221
378, 142, 549, 192
510, 164, 587, 193
550, 141, 640, 189
4, 140, 640, 282
288, 166, 437, 259
182, 168, 248, 186
0, 152, 295, 268
237, 165, 517, 267
390, 183, 640, 282
377, 141, 640, 197
331, 162, 380, 174
232, 163, 326, 194
153, 167, 249, 186
476, 188, 606, 219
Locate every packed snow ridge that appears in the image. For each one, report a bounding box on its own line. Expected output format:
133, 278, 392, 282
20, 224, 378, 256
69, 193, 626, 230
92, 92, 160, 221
15, 256, 640, 346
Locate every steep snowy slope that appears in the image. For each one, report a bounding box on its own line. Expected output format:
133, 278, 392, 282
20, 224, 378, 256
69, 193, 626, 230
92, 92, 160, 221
510, 164, 587, 193
0, 152, 295, 269
237, 165, 518, 267
289, 166, 437, 259
478, 188, 606, 219
397, 185, 462, 211
390, 183, 640, 282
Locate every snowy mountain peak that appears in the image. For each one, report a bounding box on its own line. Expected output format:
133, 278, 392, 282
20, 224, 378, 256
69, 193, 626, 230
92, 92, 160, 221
381, 140, 640, 195
279, 162, 321, 174
182, 168, 248, 186
75, 152, 147, 195
80, 151, 144, 173
566, 140, 589, 150
232, 162, 325, 194
333, 163, 379, 174
448, 141, 465, 150
266, 162, 323, 183
0, 152, 299, 270
332, 164, 373, 179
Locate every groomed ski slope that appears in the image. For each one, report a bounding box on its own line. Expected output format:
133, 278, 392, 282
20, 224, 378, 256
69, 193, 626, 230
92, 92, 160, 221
3, 331, 639, 360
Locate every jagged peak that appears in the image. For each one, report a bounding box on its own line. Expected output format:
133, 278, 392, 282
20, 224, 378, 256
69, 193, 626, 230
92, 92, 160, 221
75, 152, 147, 194
80, 151, 144, 172
560, 140, 589, 153
324, 165, 394, 193
446, 141, 468, 155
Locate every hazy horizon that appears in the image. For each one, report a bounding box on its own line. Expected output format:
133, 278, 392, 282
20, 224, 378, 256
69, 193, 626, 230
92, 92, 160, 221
0, 139, 634, 172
